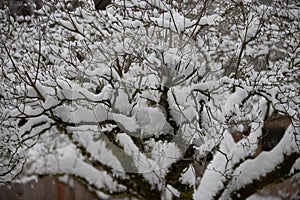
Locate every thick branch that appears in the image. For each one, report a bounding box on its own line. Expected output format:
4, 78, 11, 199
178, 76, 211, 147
231, 152, 300, 199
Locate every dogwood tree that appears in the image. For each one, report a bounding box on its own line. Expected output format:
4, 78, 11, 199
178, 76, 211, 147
0, 0, 299, 199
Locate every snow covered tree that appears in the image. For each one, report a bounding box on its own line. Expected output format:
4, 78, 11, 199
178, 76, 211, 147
0, 0, 299, 199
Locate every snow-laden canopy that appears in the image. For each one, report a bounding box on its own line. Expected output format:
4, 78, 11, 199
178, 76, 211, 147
0, 0, 299, 199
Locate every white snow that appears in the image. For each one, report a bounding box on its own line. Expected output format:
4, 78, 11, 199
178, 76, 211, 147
224, 87, 249, 117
